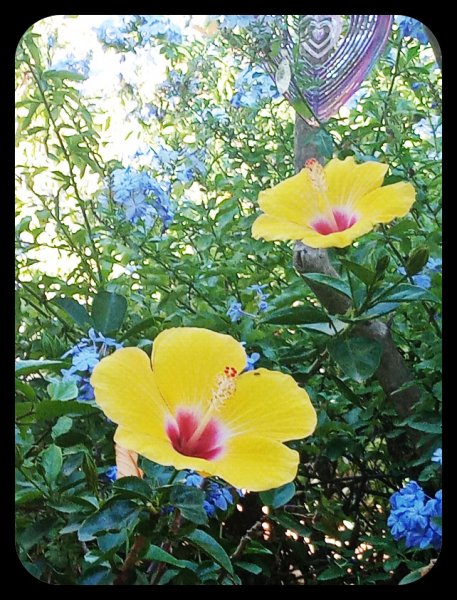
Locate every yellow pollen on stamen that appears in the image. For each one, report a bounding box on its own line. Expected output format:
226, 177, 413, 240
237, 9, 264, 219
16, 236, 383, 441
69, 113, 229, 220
305, 158, 338, 230
187, 368, 237, 445
305, 158, 328, 195
211, 372, 236, 411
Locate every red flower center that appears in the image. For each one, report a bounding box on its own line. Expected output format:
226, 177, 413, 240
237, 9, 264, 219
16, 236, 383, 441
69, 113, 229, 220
311, 209, 358, 235
166, 409, 224, 461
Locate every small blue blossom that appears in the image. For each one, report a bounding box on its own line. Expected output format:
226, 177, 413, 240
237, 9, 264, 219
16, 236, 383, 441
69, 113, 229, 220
105, 466, 117, 482
431, 447, 442, 465
185, 472, 204, 487
227, 301, 245, 323
411, 82, 425, 91
246, 352, 260, 371
388, 481, 442, 550
247, 283, 269, 312
182, 472, 237, 517
61, 329, 123, 402
397, 16, 428, 44
203, 500, 216, 517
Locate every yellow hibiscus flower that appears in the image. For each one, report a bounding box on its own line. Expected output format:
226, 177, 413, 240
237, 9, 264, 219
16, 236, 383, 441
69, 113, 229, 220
252, 156, 416, 249
91, 327, 317, 492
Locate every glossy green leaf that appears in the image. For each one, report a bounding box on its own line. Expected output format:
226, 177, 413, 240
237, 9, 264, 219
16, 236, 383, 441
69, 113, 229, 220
327, 336, 382, 382
91, 291, 127, 334
185, 529, 233, 575
260, 482, 295, 509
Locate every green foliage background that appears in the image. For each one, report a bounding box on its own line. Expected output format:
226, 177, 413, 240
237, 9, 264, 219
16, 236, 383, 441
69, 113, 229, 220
15, 16, 441, 585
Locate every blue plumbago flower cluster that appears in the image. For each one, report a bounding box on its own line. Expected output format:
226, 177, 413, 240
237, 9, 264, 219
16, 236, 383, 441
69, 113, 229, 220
398, 257, 442, 289
231, 65, 280, 108
97, 15, 181, 50
184, 472, 238, 517
227, 284, 270, 323
96, 17, 137, 51
50, 52, 92, 78
431, 447, 442, 465
396, 16, 428, 44
387, 481, 442, 550
133, 142, 207, 186
159, 69, 199, 106
137, 15, 182, 44
110, 167, 175, 231
61, 329, 123, 401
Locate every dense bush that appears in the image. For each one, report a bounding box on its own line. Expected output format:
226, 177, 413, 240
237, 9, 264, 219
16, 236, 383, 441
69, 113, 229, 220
15, 15, 441, 585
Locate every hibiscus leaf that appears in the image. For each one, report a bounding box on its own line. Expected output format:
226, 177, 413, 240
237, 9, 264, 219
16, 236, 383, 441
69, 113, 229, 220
263, 305, 329, 325
143, 545, 197, 571
185, 529, 234, 575
170, 485, 208, 525
260, 482, 296, 508
327, 337, 382, 383
302, 273, 352, 298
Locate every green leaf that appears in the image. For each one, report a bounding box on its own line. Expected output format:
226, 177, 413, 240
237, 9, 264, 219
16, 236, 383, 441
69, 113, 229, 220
15, 359, 63, 376
303, 273, 352, 298
53, 297, 93, 327
313, 129, 334, 160
143, 545, 197, 571
399, 569, 423, 585
361, 302, 400, 319
271, 513, 310, 537
78, 500, 140, 542
15, 488, 43, 505
407, 421, 442, 434
235, 561, 262, 575
185, 529, 233, 575
47, 378, 79, 401
317, 565, 345, 581
260, 482, 295, 509
112, 476, 154, 502
43, 69, 86, 81
340, 259, 375, 285
36, 400, 97, 420
51, 416, 73, 439
263, 305, 328, 325
41, 444, 62, 486
376, 284, 439, 303
327, 336, 382, 383
119, 317, 156, 341
91, 291, 127, 334
169, 485, 208, 525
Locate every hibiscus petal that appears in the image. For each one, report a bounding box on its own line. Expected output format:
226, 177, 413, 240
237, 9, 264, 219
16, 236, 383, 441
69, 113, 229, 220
325, 157, 388, 205
252, 214, 310, 241
300, 219, 374, 248
213, 435, 300, 491
356, 181, 416, 223
220, 368, 316, 441
90, 347, 168, 436
151, 328, 246, 413
258, 169, 320, 225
